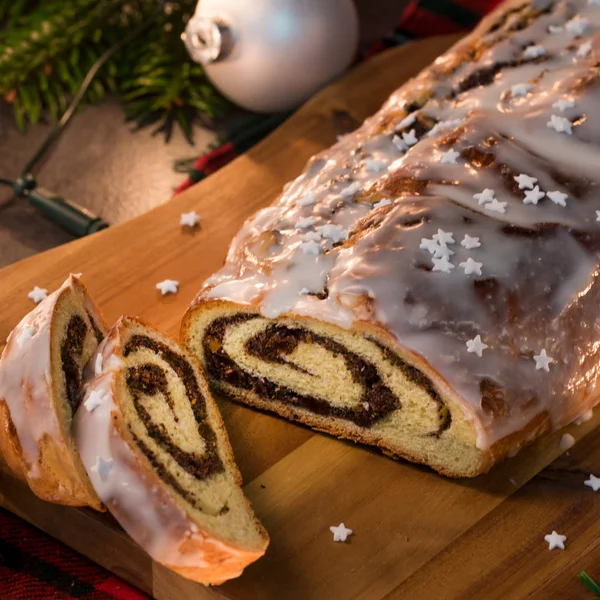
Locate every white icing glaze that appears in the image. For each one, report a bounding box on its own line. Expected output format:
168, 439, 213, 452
0, 276, 80, 477
74, 323, 250, 572
199, 0, 600, 448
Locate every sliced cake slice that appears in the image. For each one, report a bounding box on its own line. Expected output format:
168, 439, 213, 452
74, 316, 268, 585
0, 275, 107, 508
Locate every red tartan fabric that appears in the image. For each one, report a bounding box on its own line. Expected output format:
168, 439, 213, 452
1, 2, 502, 598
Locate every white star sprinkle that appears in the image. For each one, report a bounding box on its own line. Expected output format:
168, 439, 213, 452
84, 389, 109, 413
156, 279, 179, 295
548, 25, 564, 34
466, 335, 488, 357
432, 244, 454, 258
583, 473, 600, 492
419, 238, 439, 254
300, 287, 310, 295
392, 135, 408, 152
297, 193, 317, 207
547, 190, 568, 207
432, 229, 455, 245
473, 188, 496, 205
596, 210, 600, 222
363, 159, 388, 173
330, 523, 353, 542
544, 531, 567, 550
484, 199, 507, 214
560, 433, 575, 450
514, 174, 537, 190
180, 211, 200, 228
94, 353, 103, 375
565, 16, 589, 36
340, 181, 361, 198
297, 216, 317, 228
553, 99, 575, 112
432, 256, 454, 273
373, 199, 392, 209
533, 349, 553, 371
398, 113, 416, 129
523, 185, 546, 205
577, 40, 593, 58
301, 231, 322, 242
511, 83, 533, 97
402, 129, 418, 146
523, 45, 546, 60
28, 286, 48, 304
300, 240, 322, 255
459, 257, 483, 276
440, 149, 460, 164
547, 114, 573, 135
461, 234, 481, 249
585, 474, 600, 491
16, 326, 36, 347
91, 456, 114, 481
316, 224, 348, 243
428, 119, 462, 137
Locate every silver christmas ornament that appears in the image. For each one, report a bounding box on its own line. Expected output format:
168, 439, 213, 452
183, 0, 359, 113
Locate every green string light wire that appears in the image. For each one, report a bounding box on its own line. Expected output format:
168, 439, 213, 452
0, 1, 164, 238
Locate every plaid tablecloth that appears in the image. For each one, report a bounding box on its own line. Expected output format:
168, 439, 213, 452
0, 1, 500, 598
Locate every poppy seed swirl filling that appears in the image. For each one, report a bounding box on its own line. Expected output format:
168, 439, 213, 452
123, 335, 225, 512
202, 314, 451, 436
61, 315, 90, 413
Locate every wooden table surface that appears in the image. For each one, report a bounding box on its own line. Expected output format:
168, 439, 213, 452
0, 35, 598, 600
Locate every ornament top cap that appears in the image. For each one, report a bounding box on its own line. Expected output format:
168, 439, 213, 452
182, 17, 232, 64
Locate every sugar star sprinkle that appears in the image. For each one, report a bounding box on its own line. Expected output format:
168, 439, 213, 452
419, 237, 439, 254
363, 159, 388, 173
553, 99, 575, 111
300, 287, 310, 295
91, 456, 114, 482
432, 256, 455, 273
316, 224, 348, 243
548, 25, 564, 34
300, 240, 322, 255
565, 16, 589, 36
585, 474, 600, 491
402, 129, 418, 146
398, 113, 416, 129
28, 286, 48, 304
297, 216, 317, 228
544, 531, 567, 550
428, 118, 462, 137
484, 198, 507, 214
440, 149, 460, 164
523, 185, 546, 205
577, 40, 593, 58
156, 280, 179, 295
461, 234, 481, 249
466, 335, 488, 357
180, 211, 200, 228
596, 210, 600, 222
511, 83, 532, 97
514, 173, 537, 189
459, 257, 483, 276
297, 193, 317, 206
340, 181, 361, 197
547, 190, 568, 207
473, 188, 495, 205
432, 229, 455, 245
392, 135, 408, 152
84, 389, 109, 413
301, 231, 322, 242
373, 199, 392, 209
432, 244, 454, 258
523, 44, 546, 59
560, 433, 575, 450
547, 114, 573, 135
534, 348, 553, 371
330, 523, 353, 542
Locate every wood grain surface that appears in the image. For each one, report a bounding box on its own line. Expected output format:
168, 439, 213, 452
0, 35, 598, 600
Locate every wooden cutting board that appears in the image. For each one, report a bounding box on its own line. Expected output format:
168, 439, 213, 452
1, 35, 599, 600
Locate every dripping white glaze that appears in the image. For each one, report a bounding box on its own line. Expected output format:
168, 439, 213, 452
201, 0, 600, 449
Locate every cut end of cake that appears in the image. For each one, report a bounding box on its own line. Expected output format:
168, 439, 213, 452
182, 300, 500, 478
75, 316, 268, 585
